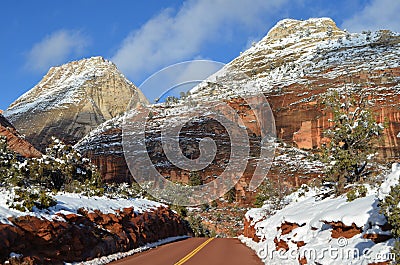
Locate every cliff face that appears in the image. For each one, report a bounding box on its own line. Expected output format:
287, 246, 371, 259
78, 18, 399, 201
0, 206, 191, 264
197, 18, 400, 157
265, 70, 400, 158
5, 56, 148, 151
0, 114, 41, 158
75, 116, 130, 183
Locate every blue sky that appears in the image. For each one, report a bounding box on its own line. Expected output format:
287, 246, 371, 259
1, 0, 400, 109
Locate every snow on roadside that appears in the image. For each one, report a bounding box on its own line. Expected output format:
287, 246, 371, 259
378, 163, 400, 200
65, 236, 190, 265
0, 189, 163, 225
241, 163, 400, 265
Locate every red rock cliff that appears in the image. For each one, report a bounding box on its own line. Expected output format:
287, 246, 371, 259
77, 19, 400, 202
0, 114, 41, 158
0, 206, 191, 264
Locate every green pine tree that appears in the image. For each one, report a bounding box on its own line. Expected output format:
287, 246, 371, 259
320, 90, 384, 194
189, 171, 203, 186
254, 179, 281, 208
0, 136, 23, 187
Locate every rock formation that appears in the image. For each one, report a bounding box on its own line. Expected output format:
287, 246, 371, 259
0, 206, 191, 264
5, 56, 148, 151
195, 18, 400, 157
76, 18, 400, 200
0, 113, 41, 158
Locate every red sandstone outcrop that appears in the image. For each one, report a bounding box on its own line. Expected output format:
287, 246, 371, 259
0, 114, 41, 158
274, 237, 289, 251
298, 256, 308, 265
324, 221, 363, 239
0, 206, 191, 264
279, 221, 302, 236
76, 18, 400, 205
243, 218, 260, 243
363, 233, 393, 244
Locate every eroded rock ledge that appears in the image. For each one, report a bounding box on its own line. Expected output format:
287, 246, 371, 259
0, 206, 192, 264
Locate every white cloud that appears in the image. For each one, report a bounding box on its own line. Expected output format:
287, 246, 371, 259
342, 0, 400, 32
139, 60, 224, 102
25, 30, 89, 72
112, 0, 289, 82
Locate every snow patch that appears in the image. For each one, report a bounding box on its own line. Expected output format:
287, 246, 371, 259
0, 189, 163, 225
242, 164, 400, 264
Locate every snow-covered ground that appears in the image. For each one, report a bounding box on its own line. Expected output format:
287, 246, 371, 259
0, 189, 163, 225
240, 163, 400, 265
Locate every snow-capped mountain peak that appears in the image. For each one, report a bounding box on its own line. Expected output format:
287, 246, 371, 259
5, 56, 148, 150
7, 56, 136, 114
263, 17, 344, 44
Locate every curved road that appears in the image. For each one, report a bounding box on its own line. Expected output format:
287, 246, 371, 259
110, 238, 263, 265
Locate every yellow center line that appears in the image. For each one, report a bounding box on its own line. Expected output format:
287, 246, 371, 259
174, 238, 214, 265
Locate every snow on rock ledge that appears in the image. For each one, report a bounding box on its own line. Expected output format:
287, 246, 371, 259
0, 190, 192, 264
241, 164, 400, 264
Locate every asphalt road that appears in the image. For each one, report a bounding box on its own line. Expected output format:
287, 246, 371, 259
109, 238, 263, 265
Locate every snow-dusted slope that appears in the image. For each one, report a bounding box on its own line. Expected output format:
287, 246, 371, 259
188, 17, 400, 158
240, 164, 400, 265
191, 17, 400, 100
0, 189, 162, 225
5, 56, 148, 150
0, 188, 191, 264
77, 18, 400, 188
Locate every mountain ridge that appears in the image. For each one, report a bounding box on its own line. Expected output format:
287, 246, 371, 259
5, 56, 148, 150
77, 17, 399, 194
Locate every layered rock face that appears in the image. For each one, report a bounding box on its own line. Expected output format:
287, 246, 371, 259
76, 116, 130, 183
196, 17, 400, 157
0, 113, 41, 157
5, 56, 148, 151
0, 206, 191, 264
77, 18, 400, 201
